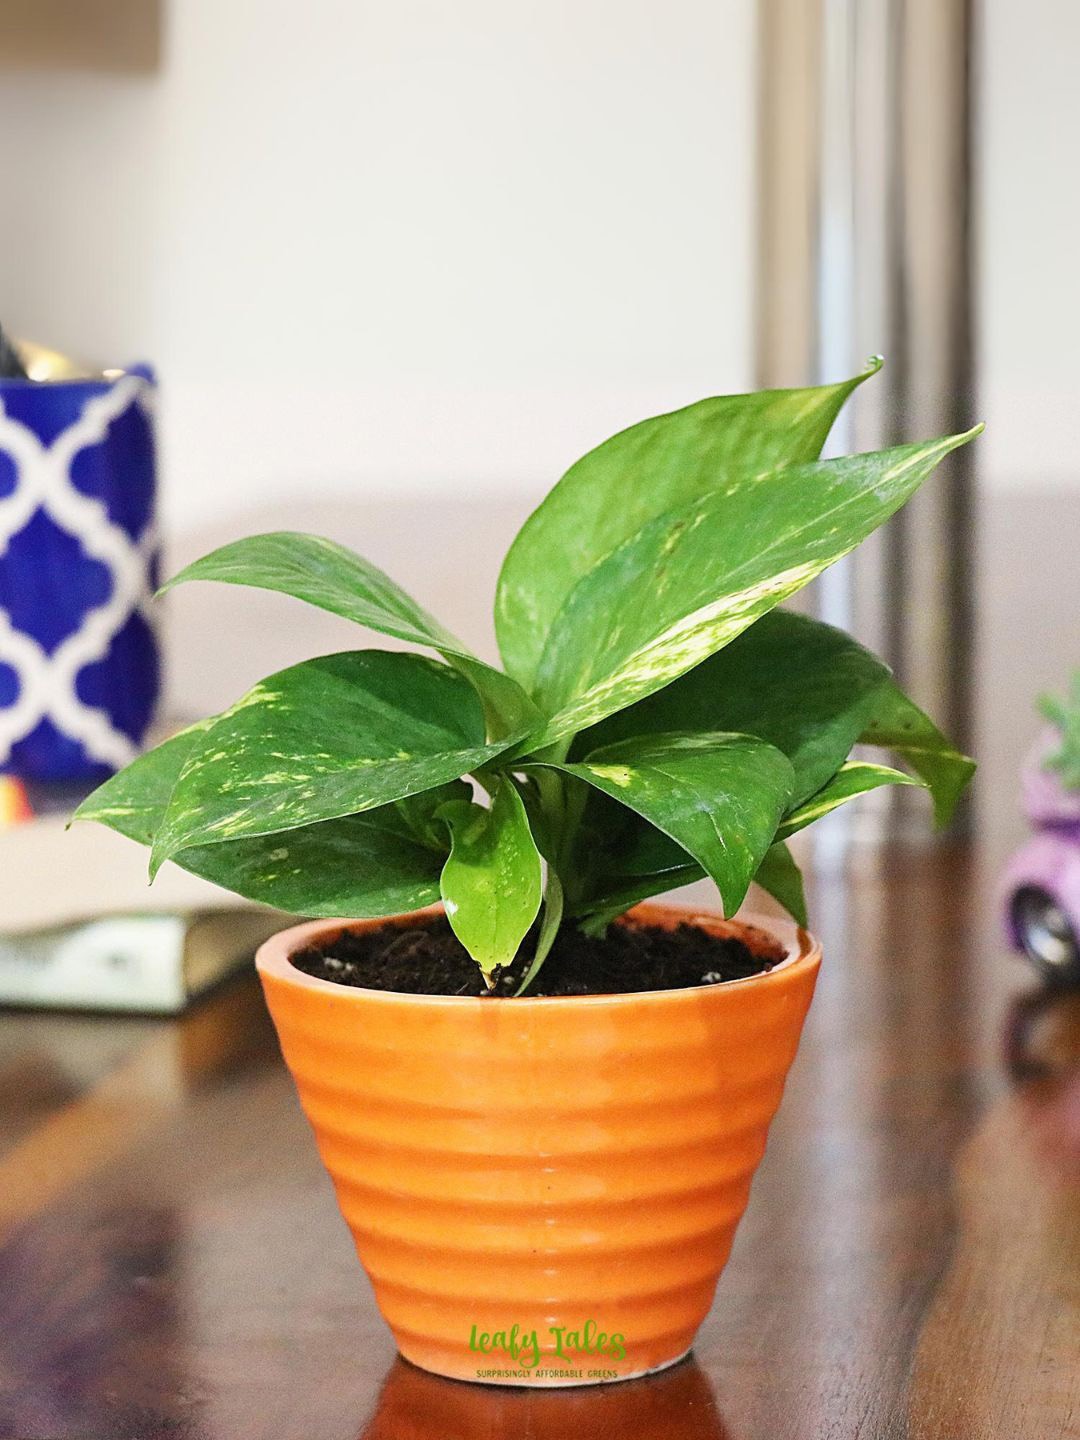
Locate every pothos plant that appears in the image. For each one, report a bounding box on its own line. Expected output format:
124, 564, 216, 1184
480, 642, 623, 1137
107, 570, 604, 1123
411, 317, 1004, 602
78, 361, 979, 993
1039, 673, 1080, 790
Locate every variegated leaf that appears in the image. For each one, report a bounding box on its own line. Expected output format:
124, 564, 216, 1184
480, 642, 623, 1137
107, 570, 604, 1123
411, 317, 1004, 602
508, 775, 567, 995
524, 430, 980, 750
534, 732, 794, 916
575, 839, 803, 933
574, 865, 704, 935
74, 722, 208, 846
570, 839, 809, 932
566, 759, 918, 929
556, 779, 700, 924
752, 841, 807, 927
149, 651, 512, 877
776, 761, 921, 839
575, 611, 974, 829
513, 869, 565, 996
163, 531, 538, 740
574, 611, 892, 803
859, 683, 975, 827
496, 361, 882, 687
169, 814, 448, 917
439, 778, 543, 978
75, 727, 454, 917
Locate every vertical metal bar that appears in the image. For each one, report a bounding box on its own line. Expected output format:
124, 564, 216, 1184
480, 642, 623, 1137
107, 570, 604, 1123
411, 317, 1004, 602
755, 0, 823, 392
890, 0, 977, 810
816, 0, 857, 637
812, 0, 859, 870
755, 0, 976, 841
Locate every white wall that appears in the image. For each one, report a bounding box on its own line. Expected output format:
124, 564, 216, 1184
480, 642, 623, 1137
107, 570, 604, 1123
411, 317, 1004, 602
976, 0, 1080, 492
0, 0, 757, 533
5, 1, 1080, 510
0, 70, 160, 365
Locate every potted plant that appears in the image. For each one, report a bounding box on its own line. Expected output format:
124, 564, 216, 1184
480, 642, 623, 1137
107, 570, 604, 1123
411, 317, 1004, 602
78, 360, 979, 1386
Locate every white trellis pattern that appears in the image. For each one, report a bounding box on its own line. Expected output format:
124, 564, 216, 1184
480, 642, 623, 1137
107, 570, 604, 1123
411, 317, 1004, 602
0, 377, 158, 769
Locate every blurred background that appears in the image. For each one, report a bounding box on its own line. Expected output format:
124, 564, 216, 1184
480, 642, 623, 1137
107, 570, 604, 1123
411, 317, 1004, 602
0, 0, 1077, 867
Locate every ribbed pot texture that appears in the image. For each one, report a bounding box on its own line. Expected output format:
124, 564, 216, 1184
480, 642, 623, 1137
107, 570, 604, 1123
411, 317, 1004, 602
256, 902, 821, 1386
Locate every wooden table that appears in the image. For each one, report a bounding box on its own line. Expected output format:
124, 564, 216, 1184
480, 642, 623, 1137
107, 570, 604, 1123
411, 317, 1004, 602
1, 843, 1078, 1439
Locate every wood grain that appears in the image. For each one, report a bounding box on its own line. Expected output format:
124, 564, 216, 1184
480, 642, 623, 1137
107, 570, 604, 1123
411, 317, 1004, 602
0, 844, 1077, 1438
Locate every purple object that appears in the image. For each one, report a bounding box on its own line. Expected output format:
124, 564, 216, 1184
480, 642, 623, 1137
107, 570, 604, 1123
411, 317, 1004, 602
1001, 728, 1080, 985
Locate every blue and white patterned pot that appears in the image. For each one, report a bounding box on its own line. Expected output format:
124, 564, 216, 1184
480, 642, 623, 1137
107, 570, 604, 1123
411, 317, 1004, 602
0, 367, 160, 782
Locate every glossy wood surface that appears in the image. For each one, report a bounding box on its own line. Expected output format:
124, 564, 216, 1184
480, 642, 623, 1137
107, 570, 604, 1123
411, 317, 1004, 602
1, 843, 1078, 1438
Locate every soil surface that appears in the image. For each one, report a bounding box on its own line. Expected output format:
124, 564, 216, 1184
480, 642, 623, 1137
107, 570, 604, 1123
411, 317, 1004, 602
291, 915, 772, 998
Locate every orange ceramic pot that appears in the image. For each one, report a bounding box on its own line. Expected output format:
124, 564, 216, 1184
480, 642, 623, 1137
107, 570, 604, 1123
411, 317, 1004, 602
256, 902, 820, 1387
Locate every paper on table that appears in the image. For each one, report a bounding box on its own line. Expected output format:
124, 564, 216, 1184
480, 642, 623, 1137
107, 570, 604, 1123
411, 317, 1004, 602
0, 816, 270, 935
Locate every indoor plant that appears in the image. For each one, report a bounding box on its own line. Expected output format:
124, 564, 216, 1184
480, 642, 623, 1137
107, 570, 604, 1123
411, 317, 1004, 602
78, 360, 979, 1384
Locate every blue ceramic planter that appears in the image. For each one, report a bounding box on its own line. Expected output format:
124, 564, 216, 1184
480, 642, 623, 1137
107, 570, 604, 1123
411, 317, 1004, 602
0, 367, 160, 782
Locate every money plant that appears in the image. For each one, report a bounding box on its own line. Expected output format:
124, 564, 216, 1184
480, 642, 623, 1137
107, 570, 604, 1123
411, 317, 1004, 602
78, 361, 979, 993
1039, 673, 1080, 791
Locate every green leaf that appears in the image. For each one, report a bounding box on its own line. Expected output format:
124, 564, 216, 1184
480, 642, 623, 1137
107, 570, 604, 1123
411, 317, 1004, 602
567, 760, 916, 910
75, 722, 209, 845
597, 803, 694, 878
149, 651, 513, 877
575, 611, 893, 804
575, 865, 704, 936
514, 871, 564, 997
576, 612, 973, 829
392, 780, 473, 850
566, 758, 921, 930
559, 777, 704, 925
578, 858, 705, 927
535, 732, 794, 916
523, 429, 981, 750
496, 361, 882, 687
163, 531, 538, 740
508, 776, 566, 995
439, 778, 543, 979
173, 813, 446, 917
776, 761, 921, 840
752, 842, 807, 927
568, 838, 808, 935
1038, 672, 1080, 790
76, 731, 452, 918
452, 657, 540, 741
859, 683, 975, 827
575, 834, 809, 934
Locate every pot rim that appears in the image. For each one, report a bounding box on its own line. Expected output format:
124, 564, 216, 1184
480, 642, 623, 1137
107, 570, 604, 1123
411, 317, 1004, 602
255, 901, 821, 1008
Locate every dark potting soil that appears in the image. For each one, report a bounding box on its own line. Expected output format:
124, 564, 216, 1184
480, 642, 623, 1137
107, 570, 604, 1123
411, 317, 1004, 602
290, 915, 772, 998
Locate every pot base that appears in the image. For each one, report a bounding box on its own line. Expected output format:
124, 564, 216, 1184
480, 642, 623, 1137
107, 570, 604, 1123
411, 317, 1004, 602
395, 1341, 695, 1388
